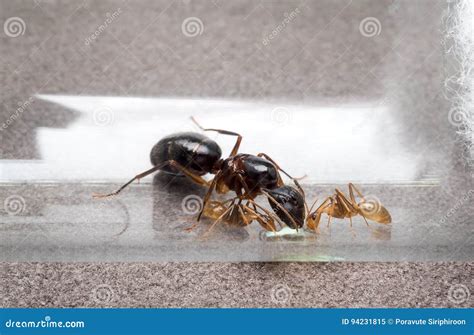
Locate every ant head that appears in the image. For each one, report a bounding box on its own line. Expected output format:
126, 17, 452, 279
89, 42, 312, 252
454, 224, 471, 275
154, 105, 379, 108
265, 185, 305, 229
306, 212, 321, 231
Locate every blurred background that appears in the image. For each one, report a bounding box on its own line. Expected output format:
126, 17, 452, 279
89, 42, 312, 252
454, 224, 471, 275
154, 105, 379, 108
0, 0, 459, 183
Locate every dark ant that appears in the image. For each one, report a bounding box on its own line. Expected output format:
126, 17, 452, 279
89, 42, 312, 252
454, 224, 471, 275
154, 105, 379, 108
93, 117, 305, 231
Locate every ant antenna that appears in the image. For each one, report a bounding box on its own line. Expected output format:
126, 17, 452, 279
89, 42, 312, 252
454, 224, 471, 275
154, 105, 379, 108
190, 116, 205, 131
307, 198, 319, 215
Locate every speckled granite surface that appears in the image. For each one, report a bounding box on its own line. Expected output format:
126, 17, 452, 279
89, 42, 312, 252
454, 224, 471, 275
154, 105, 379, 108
1, 262, 473, 307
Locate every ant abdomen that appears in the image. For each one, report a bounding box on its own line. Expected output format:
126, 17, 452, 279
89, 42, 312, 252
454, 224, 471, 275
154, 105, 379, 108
150, 132, 222, 176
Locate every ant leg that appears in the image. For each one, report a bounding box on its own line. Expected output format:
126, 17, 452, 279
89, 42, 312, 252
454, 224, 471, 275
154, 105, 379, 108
325, 200, 337, 235
345, 190, 372, 228
243, 205, 277, 233
335, 190, 360, 229
201, 205, 234, 239
247, 200, 282, 230
326, 213, 332, 228
189, 198, 237, 231
234, 175, 284, 230
356, 211, 374, 232
311, 197, 332, 216
244, 200, 282, 232
361, 214, 370, 227
191, 117, 242, 156
350, 183, 391, 224
235, 174, 300, 230
197, 172, 221, 221
326, 215, 332, 235
347, 184, 372, 227
235, 174, 257, 199
237, 206, 250, 226
307, 197, 332, 231
232, 174, 281, 228
93, 160, 210, 198
348, 216, 357, 238
302, 195, 318, 219
167, 160, 210, 187
305, 198, 319, 220
348, 183, 366, 203
335, 189, 357, 213
308, 198, 319, 214
92, 165, 163, 198
336, 188, 372, 228
257, 153, 305, 196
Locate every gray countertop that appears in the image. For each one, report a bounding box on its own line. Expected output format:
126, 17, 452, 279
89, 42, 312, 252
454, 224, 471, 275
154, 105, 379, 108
2, 262, 473, 307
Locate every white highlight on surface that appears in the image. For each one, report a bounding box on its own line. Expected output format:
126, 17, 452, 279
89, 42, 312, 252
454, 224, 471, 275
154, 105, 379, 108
0, 95, 420, 183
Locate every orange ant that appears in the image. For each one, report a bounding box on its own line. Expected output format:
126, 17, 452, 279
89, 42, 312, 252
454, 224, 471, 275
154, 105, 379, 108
306, 183, 391, 232
199, 198, 277, 235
